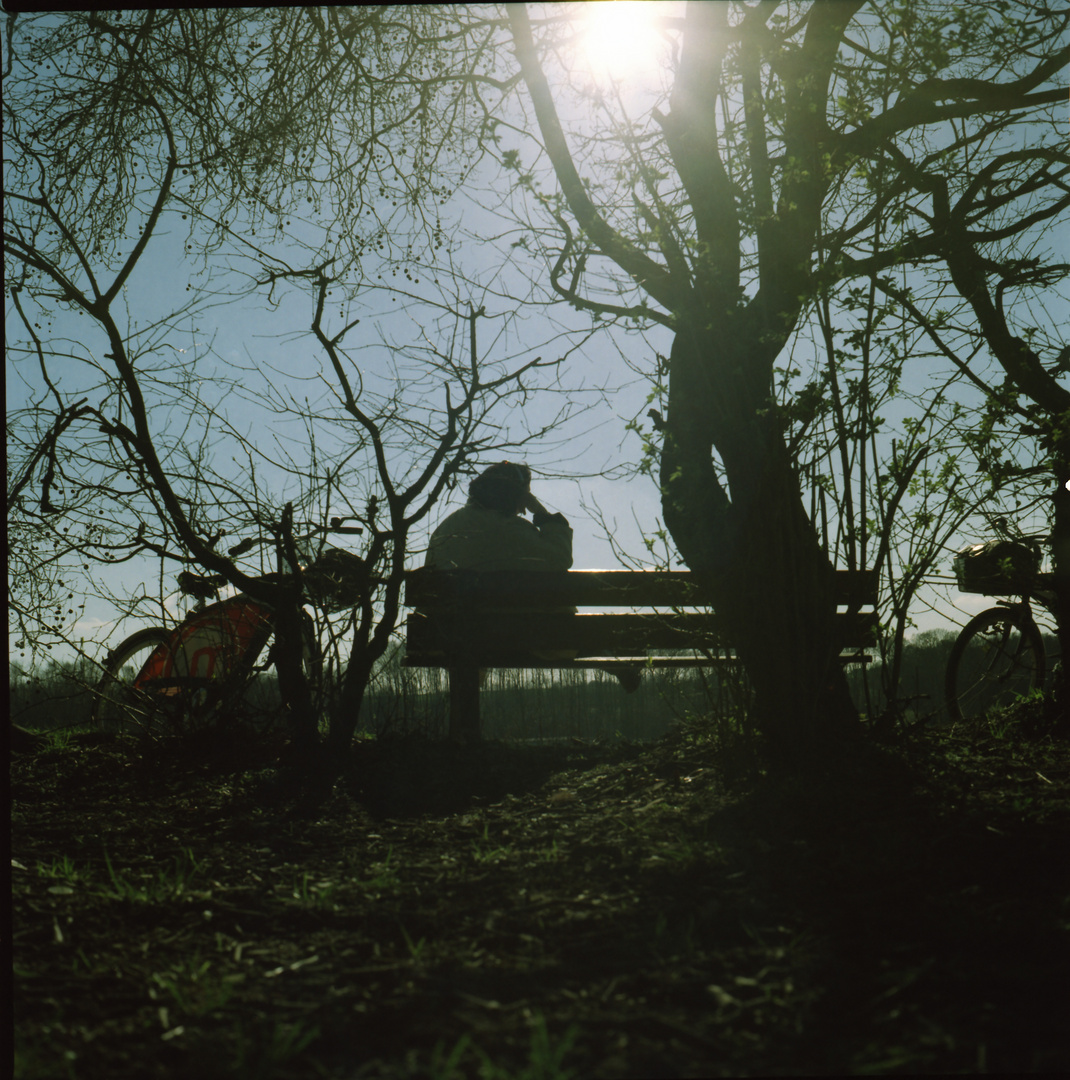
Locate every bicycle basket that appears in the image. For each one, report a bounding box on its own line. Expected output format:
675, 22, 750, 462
953, 539, 1041, 595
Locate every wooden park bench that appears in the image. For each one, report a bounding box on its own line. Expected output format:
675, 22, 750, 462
403, 568, 879, 740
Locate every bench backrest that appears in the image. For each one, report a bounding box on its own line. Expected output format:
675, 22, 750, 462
404, 568, 879, 661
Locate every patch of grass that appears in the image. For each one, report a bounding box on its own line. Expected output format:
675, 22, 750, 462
151, 953, 236, 1017
430, 1013, 579, 1080
427, 1033, 473, 1080
232, 1018, 320, 1080
400, 924, 428, 962
41, 726, 78, 750
472, 823, 516, 864
360, 846, 401, 893
289, 871, 342, 908
533, 838, 563, 863
36, 854, 83, 887
103, 846, 203, 903
659, 832, 712, 864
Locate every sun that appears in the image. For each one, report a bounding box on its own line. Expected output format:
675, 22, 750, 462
575, 1, 674, 82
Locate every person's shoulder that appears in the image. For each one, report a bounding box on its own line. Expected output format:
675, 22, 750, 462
432, 502, 482, 531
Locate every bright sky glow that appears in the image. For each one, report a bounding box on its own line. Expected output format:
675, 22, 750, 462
576, 1, 670, 80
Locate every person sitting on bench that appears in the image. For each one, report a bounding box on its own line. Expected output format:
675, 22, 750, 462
427, 461, 572, 576
425, 461, 640, 691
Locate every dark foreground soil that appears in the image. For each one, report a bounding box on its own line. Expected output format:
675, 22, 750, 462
9, 709, 1070, 1078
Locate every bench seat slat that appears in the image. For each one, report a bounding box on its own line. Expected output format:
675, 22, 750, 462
403, 653, 872, 669
406, 609, 878, 659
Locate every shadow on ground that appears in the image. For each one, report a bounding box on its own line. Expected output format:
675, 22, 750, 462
11, 713, 1070, 1078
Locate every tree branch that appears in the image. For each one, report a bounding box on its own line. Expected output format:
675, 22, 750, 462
506, 2, 685, 314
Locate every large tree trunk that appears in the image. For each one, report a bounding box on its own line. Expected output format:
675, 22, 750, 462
661, 325, 857, 758
1050, 463, 1070, 718
509, 1, 865, 758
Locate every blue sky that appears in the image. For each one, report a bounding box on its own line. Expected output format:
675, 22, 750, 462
7, 3, 1066, 670
10, 189, 1043, 668
6, 187, 677, 663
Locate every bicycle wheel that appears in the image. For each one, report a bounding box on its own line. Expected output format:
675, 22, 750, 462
92, 627, 172, 733
945, 606, 1045, 723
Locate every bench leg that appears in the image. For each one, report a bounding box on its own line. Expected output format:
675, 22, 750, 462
448, 666, 481, 742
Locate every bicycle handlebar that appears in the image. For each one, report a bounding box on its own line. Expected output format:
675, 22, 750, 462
226, 518, 363, 558
987, 515, 1048, 546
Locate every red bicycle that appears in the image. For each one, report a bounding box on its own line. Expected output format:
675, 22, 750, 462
92, 521, 365, 735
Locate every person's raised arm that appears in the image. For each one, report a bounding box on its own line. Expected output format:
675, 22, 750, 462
521, 490, 549, 519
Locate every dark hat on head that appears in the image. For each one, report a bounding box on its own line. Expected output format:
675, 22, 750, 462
469, 461, 531, 514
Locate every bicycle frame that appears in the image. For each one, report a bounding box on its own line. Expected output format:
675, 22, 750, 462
132, 594, 276, 696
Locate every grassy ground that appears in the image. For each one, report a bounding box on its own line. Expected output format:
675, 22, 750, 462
10, 704, 1070, 1078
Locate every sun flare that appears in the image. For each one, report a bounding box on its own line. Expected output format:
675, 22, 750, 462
575, 1, 673, 81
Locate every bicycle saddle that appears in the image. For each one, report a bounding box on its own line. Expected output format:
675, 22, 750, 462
177, 570, 230, 599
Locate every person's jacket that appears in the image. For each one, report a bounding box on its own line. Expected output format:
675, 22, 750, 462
425, 500, 575, 618
426, 500, 573, 572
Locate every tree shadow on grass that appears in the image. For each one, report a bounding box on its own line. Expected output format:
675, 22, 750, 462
245, 733, 652, 821
709, 735, 1070, 1073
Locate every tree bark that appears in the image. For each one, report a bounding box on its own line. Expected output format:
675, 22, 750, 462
1049, 462, 1070, 718
661, 323, 858, 757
